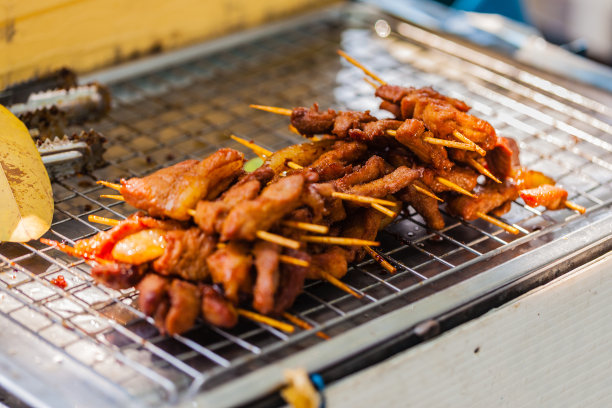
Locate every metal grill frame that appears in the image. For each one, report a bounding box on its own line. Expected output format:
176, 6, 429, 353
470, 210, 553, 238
1, 4, 611, 407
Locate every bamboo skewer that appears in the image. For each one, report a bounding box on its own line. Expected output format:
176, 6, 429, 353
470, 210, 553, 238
237, 309, 295, 333
475, 212, 520, 235
412, 184, 444, 202
436, 177, 477, 198
230, 135, 270, 159
422, 137, 477, 151
255, 231, 301, 249
282, 313, 330, 340
278, 255, 309, 268
371, 202, 397, 218
320, 270, 363, 299
330, 192, 395, 207
364, 246, 396, 274
337, 50, 387, 86
88, 214, 120, 226
101, 194, 125, 201
452, 130, 486, 156
281, 221, 328, 234
300, 235, 380, 247
97, 180, 121, 191
249, 104, 292, 116
363, 76, 379, 89
467, 157, 502, 184
564, 201, 586, 214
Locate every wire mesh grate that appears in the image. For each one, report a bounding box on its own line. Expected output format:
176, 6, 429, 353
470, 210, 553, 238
1, 6, 611, 405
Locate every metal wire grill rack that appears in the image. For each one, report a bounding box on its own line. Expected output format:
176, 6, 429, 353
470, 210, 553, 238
1, 5, 611, 407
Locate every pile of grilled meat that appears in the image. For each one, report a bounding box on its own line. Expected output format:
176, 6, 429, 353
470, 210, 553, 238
57, 83, 575, 336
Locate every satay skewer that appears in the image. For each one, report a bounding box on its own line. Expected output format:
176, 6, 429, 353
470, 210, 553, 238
474, 211, 520, 235
564, 201, 586, 214
337, 50, 387, 85
453, 130, 486, 156
467, 157, 502, 184
282, 312, 330, 340
237, 309, 295, 333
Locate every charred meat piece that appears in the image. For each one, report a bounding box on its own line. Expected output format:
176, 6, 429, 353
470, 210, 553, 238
290, 104, 337, 135
347, 166, 421, 199
376, 85, 470, 112
419, 166, 479, 194
486, 137, 520, 180
447, 180, 519, 221
201, 285, 238, 328
137, 275, 201, 335
91, 262, 148, 290
334, 155, 394, 191
252, 241, 281, 314
348, 119, 403, 143
341, 208, 384, 263
120, 148, 244, 220
332, 110, 377, 138
74, 213, 181, 260
307, 140, 368, 181
207, 242, 253, 303
399, 182, 446, 230
268, 139, 336, 174
395, 119, 453, 171
520, 185, 568, 210
221, 174, 305, 241
152, 228, 216, 281
273, 250, 310, 315
306, 246, 348, 280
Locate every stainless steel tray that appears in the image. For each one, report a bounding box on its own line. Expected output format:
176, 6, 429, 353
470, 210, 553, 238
1, 4, 611, 407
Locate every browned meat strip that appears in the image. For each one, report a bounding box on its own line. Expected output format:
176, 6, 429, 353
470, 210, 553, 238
347, 166, 421, 199
520, 185, 568, 210
486, 137, 520, 179
348, 119, 403, 143
91, 262, 148, 290
332, 111, 377, 138
152, 228, 216, 281
120, 148, 244, 220
341, 208, 383, 263
273, 249, 310, 315
398, 182, 445, 230
201, 285, 238, 328
395, 119, 453, 171
306, 246, 348, 280
420, 166, 479, 194
290, 104, 336, 135
221, 174, 305, 241
447, 180, 519, 220
334, 156, 394, 191
207, 242, 253, 303
252, 241, 281, 314
376, 85, 470, 112
307, 140, 368, 181
137, 275, 200, 335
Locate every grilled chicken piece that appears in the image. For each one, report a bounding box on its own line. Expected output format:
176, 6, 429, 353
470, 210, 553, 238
307, 140, 368, 181
447, 180, 519, 221
399, 181, 446, 230
348, 119, 403, 144
334, 155, 394, 192
201, 285, 238, 328
520, 185, 568, 210
221, 174, 305, 241
486, 137, 520, 179
347, 166, 421, 199
273, 249, 310, 315
152, 228, 216, 281
91, 262, 148, 290
395, 118, 453, 171
120, 148, 244, 220
376, 85, 470, 112
207, 242, 253, 303
420, 165, 479, 194
290, 104, 378, 139
252, 241, 281, 314
306, 246, 348, 280
137, 275, 201, 336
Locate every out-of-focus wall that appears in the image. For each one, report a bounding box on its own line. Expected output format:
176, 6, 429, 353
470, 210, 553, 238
0, 0, 336, 89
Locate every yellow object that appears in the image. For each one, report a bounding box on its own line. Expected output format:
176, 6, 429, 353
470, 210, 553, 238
281, 368, 321, 408
0, 105, 53, 242
0, 0, 335, 89
111, 228, 167, 264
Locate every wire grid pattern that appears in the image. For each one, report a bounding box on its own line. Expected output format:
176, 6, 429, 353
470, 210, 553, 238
1, 10, 612, 404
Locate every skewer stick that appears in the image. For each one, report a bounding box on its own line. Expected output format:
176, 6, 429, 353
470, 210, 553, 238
371, 203, 397, 218
249, 104, 292, 116
281, 221, 328, 234
40, 238, 109, 264
475, 212, 520, 235
364, 246, 396, 274
331, 192, 396, 207
256, 230, 301, 250
363, 76, 379, 90
422, 137, 477, 151
452, 130, 486, 156
320, 270, 363, 299
467, 157, 502, 184
436, 177, 477, 198
286, 161, 304, 170
564, 201, 586, 214
237, 309, 295, 333
100, 194, 125, 201
413, 184, 444, 202
88, 214, 120, 226
337, 50, 387, 86
230, 134, 271, 158
279, 255, 310, 268
97, 180, 121, 191
300, 235, 380, 247
282, 312, 330, 340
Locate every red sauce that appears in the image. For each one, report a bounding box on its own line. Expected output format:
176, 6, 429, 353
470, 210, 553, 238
51, 275, 67, 289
